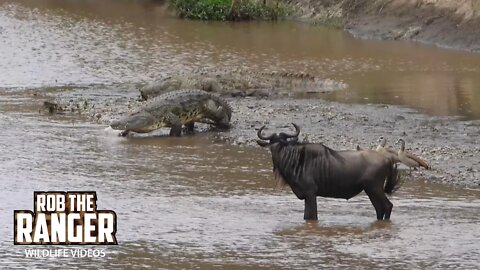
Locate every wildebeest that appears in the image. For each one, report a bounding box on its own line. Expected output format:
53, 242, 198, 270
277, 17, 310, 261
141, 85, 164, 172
257, 123, 400, 220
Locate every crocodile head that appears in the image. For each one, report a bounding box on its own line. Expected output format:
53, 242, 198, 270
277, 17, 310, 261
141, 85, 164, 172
110, 111, 159, 133
215, 114, 231, 129
203, 99, 231, 129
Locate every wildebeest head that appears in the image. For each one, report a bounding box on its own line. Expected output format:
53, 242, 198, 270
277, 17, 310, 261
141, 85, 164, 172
256, 123, 301, 147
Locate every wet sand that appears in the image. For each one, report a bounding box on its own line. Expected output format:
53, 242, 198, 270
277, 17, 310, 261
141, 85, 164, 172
31, 85, 480, 188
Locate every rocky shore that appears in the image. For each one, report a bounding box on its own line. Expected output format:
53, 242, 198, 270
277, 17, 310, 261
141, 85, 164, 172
38, 82, 480, 188
221, 97, 480, 187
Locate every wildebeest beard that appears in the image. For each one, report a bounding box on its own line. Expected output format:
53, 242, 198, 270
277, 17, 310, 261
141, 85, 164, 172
269, 141, 345, 199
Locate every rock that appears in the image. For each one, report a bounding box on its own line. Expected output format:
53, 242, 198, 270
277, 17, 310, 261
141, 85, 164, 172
404, 26, 422, 39
231, 90, 246, 97
246, 89, 270, 98
392, 26, 422, 40
43, 101, 61, 114
236, 136, 247, 145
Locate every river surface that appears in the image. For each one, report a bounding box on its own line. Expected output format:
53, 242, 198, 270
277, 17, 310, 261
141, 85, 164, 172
0, 0, 479, 269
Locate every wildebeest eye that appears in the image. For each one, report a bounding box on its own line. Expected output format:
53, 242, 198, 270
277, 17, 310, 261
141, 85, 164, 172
289, 137, 299, 143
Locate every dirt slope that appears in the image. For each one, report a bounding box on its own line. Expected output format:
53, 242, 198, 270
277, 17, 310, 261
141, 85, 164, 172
283, 0, 480, 52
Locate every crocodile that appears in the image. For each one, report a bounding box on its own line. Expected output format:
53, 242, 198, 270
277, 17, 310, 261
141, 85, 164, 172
110, 89, 232, 137
139, 68, 348, 100
139, 76, 223, 100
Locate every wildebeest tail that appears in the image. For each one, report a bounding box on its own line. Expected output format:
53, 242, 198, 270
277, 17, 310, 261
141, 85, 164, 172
384, 161, 400, 195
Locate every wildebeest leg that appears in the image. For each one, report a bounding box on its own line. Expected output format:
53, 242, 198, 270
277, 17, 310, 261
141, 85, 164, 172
373, 190, 393, 219
383, 195, 394, 220
304, 194, 318, 220
365, 187, 385, 220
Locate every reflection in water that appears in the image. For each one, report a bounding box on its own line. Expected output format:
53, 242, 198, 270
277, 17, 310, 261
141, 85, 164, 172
279, 219, 394, 238
325, 71, 480, 119
1, 0, 480, 118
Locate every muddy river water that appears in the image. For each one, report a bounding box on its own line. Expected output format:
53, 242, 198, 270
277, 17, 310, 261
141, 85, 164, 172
0, 0, 479, 268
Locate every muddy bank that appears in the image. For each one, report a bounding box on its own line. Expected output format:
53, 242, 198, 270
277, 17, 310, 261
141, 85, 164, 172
35, 85, 480, 188
283, 0, 480, 52
222, 97, 480, 188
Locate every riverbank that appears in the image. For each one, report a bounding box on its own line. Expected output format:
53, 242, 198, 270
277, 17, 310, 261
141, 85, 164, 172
171, 0, 291, 21
1, 0, 479, 188
29, 84, 480, 188
164, 0, 480, 53
283, 0, 480, 52
221, 97, 480, 188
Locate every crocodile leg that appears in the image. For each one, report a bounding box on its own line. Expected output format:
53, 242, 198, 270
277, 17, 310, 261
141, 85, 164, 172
119, 130, 130, 137
213, 106, 231, 129
185, 122, 195, 134
166, 112, 182, 137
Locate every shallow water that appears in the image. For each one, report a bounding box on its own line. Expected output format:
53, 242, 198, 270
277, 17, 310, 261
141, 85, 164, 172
2, 0, 480, 118
0, 100, 479, 268
0, 0, 480, 268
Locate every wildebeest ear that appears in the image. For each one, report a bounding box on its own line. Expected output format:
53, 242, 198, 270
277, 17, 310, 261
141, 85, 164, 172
256, 140, 269, 147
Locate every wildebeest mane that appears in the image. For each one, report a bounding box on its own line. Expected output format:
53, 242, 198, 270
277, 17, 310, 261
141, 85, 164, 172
270, 141, 345, 195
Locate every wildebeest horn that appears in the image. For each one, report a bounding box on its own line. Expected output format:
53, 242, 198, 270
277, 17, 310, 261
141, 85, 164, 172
257, 125, 274, 140
283, 123, 300, 138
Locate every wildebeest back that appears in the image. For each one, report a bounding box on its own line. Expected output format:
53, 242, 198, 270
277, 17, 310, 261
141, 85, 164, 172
270, 143, 386, 200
